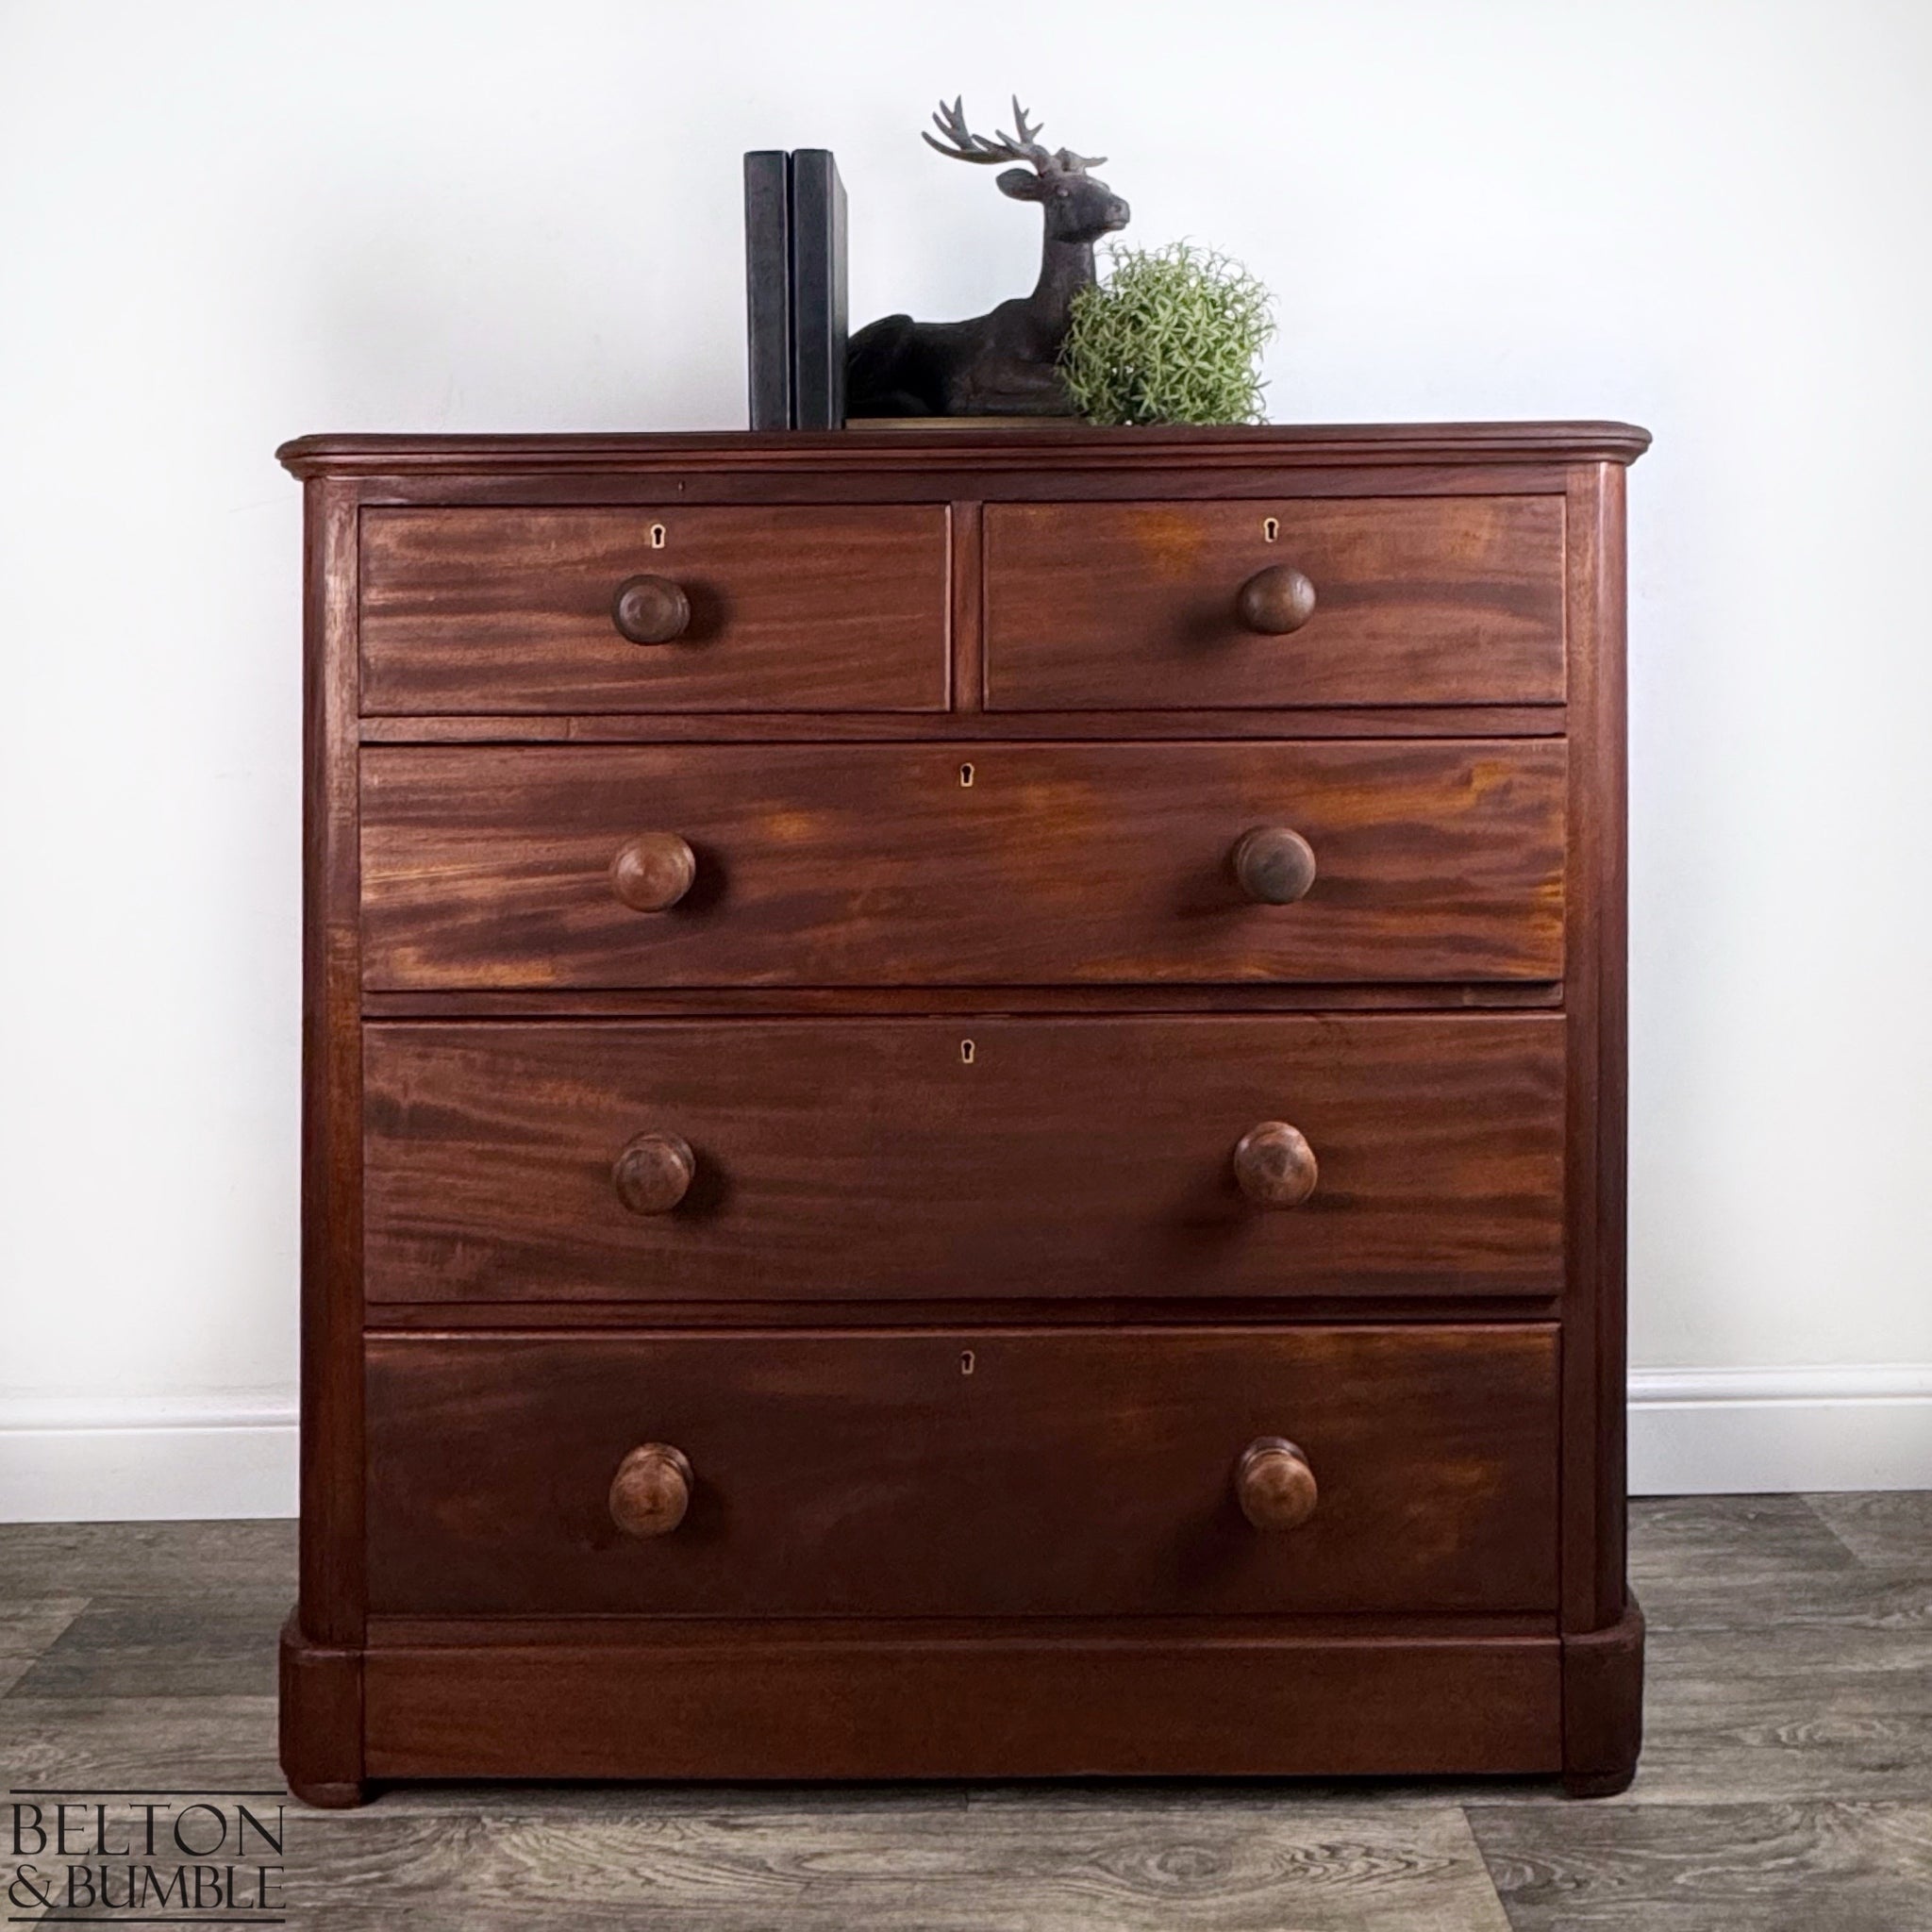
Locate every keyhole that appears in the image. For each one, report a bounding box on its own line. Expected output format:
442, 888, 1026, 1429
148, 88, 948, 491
959, 1039, 975, 1064
1262, 516, 1279, 543
959, 762, 974, 788
649, 523, 667, 549
959, 1350, 976, 1376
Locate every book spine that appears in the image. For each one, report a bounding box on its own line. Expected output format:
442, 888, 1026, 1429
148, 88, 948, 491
788, 149, 847, 430
742, 151, 793, 430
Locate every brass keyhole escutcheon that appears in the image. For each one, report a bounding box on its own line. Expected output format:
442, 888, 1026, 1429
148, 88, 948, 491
1262, 516, 1279, 543
959, 1039, 975, 1065
649, 523, 667, 548
959, 1349, 976, 1376
959, 762, 974, 788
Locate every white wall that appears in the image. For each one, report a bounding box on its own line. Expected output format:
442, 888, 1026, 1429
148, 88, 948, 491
3, 0, 1929, 1513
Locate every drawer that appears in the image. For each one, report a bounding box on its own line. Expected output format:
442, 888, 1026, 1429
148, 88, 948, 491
359, 741, 1566, 989
363, 1015, 1565, 1305
983, 497, 1565, 709
358, 507, 950, 713
365, 1325, 1559, 1617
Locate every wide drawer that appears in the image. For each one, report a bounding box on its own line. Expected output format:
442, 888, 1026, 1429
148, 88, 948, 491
358, 507, 950, 713
359, 741, 1567, 989
362, 1015, 1566, 1304
983, 496, 1565, 709
364, 1325, 1560, 1616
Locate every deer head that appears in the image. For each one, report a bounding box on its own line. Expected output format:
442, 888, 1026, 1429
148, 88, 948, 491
924, 96, 1130, 245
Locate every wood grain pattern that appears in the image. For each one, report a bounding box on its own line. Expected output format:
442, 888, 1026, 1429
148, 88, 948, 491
28, 1496, 1932, 1924
0, 1597, 88, 1699
1235, 559, 1319, 634
282, 423, 1644, 1802
363, 1324, 1558, 1617
299, 476, 365, 1665
1235, 1437, 1320, 1530
607, 1442, 693, 1538
608, 831, 695, 912
983, 497, 1566, 709
360, 982, 1567, 1018
359, 741, 1568, 990
1560, 461, 1629, 1638
9, 1592, 288, 1700
1471, 1800, 1932, 1932
0, 1519, 295, 1595
357, 704, 1570, 742
258, 1799, 1526, 1931
363, 1628, 1562, 1787
361, 1015, 1568, 1306
279, 419, 1653, 477
1231, 824, 1320, 904
1230, 1120, 1321, 1208
1623, 1617, 1932, 1805
1562, 1600, 1644, 1794
608, 572, 691, 645
609, 1129, 695, 1215
1807, 1491, 1932, 1569
280, 1613, 363, 1807
359, 506, 950, 715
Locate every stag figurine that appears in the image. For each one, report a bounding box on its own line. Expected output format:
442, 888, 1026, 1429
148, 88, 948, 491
847, 97, 1130, 417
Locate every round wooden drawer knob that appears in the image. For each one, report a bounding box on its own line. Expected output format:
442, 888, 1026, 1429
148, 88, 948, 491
609, 1442, 693, 1538
1237, 1437, 1318, 1530
1236, 562, 1317, 634
1232, 1121, 1318, 1208
1232, 825, 1317, 905
613, 1131, 695, 1214
612, 573, 691, 645
611, 831, 696, 912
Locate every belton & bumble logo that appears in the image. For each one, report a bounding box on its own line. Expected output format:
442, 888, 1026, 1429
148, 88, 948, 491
8, 1788, 285, 1920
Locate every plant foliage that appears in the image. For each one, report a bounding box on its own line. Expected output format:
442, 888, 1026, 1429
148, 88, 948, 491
1060, 242, 1274, 426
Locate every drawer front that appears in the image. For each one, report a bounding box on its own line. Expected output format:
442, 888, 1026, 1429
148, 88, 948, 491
360, 741, 1566, 989
983, 497, 1565, 709
365, 1325, 1559, 1617
363, 1015, 1565, 1305
359, 507, 950, 714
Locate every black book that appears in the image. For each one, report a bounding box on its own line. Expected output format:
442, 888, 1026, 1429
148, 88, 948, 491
788, 149, 847, 429
742, 150, 791, 431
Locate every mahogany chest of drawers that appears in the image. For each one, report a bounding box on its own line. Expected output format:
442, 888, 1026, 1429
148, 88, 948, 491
277, 422, 1648, 1805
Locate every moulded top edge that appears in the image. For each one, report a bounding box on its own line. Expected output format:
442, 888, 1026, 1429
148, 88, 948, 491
275, 420, 1652, 478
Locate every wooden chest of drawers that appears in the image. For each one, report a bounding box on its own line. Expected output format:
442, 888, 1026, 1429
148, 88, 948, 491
278, 422, 1647, 1805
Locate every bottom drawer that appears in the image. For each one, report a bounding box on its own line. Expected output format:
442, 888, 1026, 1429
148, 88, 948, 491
366, 1325, 1558, 1618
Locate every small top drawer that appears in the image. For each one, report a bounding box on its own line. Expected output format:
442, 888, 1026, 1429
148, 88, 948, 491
359, 506, 951, 714
983, 496, 1565, 710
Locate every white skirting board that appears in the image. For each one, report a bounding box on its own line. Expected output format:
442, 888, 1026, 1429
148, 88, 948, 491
1624, 1367, 1932, 1497
0, 1398, 298, 1524
2, 1372, 1929, 1521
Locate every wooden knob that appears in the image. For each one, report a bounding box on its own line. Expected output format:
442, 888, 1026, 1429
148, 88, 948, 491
1237, 1437, 1318, 1530
613, 1131, 694, 1214
1232, 825, 1317, 905
1232, 1121, 1318, 1208
609, 1442, 692, 1537
1236, 563, 1317, 634
611, 832, 696, 912
612, 573, 691, 644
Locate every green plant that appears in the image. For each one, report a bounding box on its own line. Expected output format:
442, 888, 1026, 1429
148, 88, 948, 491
1059, 242, 1274, 426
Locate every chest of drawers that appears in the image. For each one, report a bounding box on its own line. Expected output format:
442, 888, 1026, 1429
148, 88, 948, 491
277, 422, 1647, 1806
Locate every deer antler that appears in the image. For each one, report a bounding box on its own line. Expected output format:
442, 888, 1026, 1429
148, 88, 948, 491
923, 94, 1057, 171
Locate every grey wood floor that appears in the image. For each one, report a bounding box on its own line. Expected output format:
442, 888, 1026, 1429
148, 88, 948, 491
2, 1494, 1928, 1929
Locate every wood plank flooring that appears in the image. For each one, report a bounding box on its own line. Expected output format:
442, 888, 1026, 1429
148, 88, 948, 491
1, 1495, 1926, 1929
